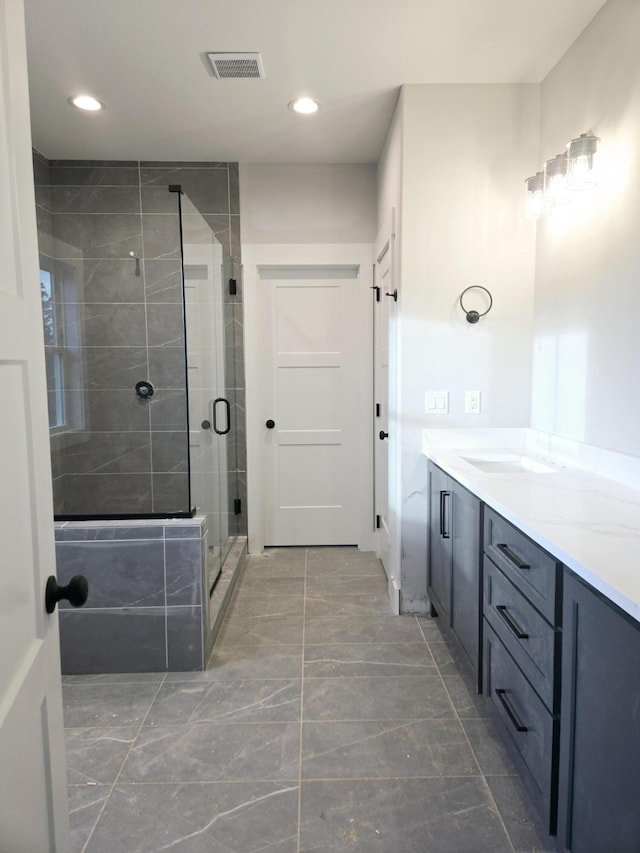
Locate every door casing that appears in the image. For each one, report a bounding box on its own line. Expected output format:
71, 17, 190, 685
244, 243, 374, 554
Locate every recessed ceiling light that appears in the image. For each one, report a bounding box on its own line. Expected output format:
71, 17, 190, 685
288, 97, 320, 115
68, 95, 104, 111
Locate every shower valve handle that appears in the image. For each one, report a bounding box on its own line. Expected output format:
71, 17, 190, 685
45, 575, 89, 614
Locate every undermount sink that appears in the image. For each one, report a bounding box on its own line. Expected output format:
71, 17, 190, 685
461, 454, 559, 475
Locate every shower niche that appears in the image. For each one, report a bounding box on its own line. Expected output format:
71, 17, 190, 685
35, 156, 246, 672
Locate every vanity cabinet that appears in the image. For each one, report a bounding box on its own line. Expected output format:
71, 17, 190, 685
557, 571, 640, 853
482, 507, 563, 835
427, 462, 482, 687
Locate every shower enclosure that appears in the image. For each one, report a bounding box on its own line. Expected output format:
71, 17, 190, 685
35, 157, 245, 671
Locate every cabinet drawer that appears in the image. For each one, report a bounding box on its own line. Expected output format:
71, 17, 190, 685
484, 558, 558, 712
484, 508, 561, 624
484, 623, 556, 817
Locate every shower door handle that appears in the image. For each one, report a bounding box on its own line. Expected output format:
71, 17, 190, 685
212, 397, 231, 435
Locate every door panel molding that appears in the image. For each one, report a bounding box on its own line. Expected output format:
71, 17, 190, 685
243, 244, 374, 554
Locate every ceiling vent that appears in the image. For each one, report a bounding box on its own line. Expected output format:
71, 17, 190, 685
206, 52, 265, 79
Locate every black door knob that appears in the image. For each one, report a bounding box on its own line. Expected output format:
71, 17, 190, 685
265, 419, 276, 429
379, 430, 389, 440
45, 575, 89, 614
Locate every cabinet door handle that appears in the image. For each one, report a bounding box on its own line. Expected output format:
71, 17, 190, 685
497, 543, 530, 570
439, 491, 451, 539
495, 688, 528, 732
496, 605, 529, 640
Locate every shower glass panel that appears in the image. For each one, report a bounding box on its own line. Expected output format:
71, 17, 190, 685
181, 191, 239, 590
40, 179, 191, 518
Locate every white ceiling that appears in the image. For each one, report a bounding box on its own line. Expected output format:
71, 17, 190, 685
24, 0, 607, 164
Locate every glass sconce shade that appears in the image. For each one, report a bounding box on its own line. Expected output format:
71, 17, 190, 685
525, 171, 544, 220
544, 152, 571, 208
566, 133, 599, 190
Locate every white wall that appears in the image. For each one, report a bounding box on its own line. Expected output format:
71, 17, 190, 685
532, 0, 640, 457
379, 83, 540, 610
240, 163, 377, 244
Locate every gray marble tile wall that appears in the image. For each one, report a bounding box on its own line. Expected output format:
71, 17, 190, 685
55, 518, 208, 673
33, 154, 246, 531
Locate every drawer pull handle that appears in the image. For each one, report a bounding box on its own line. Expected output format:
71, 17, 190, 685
495, 688, 528, 733
439, 491, 451, 539
496, 605, 529, 640
497, 543, 530, 570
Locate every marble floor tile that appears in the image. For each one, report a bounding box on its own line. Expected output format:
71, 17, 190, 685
304, 592, 394, 619
63, 546, 552, 852
303, 642, 436, 678
304, 614, 424, 645
305, 552, 385, 576
442, 671, 492, 718
216, 615, 304, 647
172, 645, 303, 681
65, 726, 138, 785
302, 718, 480, 779
67, 784, 110, 853
486, 774, 556, 852
233, 575, 305, 595
62, 682, 160, 727
302, 676, 455, 722
226, 592, 304, 619
85, 782, 299, 852
461, 716, 520, 777
120, 722, 300, 782
304, 573, 388, 596
298, 777, 513, 852
145, 679, 301, 725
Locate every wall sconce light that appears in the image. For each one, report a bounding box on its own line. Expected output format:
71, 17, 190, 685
566, 132, 600, 191
544, 152, 571, 210
525, 171, 544, 220
524, 131, 600, 218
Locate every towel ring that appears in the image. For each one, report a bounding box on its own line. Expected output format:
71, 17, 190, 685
459, 286, 493, 324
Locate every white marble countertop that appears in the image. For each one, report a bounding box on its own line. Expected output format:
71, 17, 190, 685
422, 428, 640, 624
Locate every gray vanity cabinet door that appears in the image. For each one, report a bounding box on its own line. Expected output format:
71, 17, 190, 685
558, 571, 640, 852
427, 462, 451, 621
450, 481, 481, 679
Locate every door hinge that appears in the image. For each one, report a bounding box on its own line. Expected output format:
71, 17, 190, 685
375, 403, 381, 418
370, 285, 381, 302
229, 278, 237, 296
234, 498, 242, 515
376, 514, 381, 530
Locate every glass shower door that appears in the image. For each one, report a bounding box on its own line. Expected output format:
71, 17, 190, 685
181, 193, 239, 592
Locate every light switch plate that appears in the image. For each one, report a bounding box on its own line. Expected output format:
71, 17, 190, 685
425, 391, 449, 414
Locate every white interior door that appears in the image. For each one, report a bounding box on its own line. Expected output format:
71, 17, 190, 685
374, 241, 392, 572
260, 267, 361, 546
374, 218, 400, 612
0, 0, 70, 849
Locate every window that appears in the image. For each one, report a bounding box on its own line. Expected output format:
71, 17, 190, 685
40, 262, 84, 434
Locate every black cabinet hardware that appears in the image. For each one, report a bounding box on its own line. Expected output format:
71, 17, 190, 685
497, 543, 530, 570
385, 289, 398, 302
439, 490, 451, 539
265, 419, 275, 429
496, 605, 529, 640
370, 285, 381, 302
379, 430, 388, 440
496, 688, 528, 732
